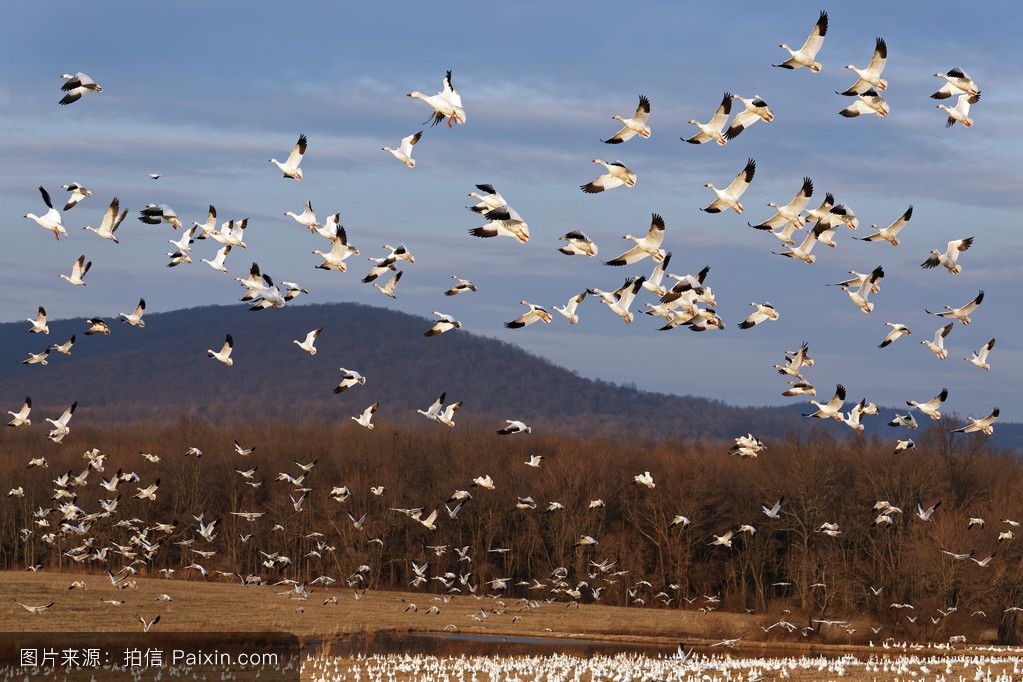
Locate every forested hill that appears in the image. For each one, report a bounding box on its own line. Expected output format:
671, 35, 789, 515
1, 302, 1020, 448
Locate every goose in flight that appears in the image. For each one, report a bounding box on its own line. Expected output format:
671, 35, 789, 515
118, 299, 146, 328
954, 408, 1000, 436
782, 380, 816, 397
684, 92, 731, 145
738, 302, 779, 329
606, 213, 666, 266
407, 70, 466, 127
749, 177, 813, 243
921, 237, 973, 273
314, 225, 360, 271
839, 90, 889, 118
62, 182, 92, 211
588, 276, 646, 324
201, 245, 232, 273
730, 433, 766, 458
581, 159, 636, 193
773, 224, 828, 264
84, 318, 110, 335
497, 420, 532, 435
283, 281, 308, 301
641, 251, 674, 296
333, 368, 367, 394
921, 323, 954, 359
7, 397, 31, 426
59, 72, 102, 105
26, 306, 48, 334
526, 454, 544, 468
763, 498, 784, 519
25, 187, 66, 240
46, 402, 76, 442
286, 201, 319, 231
726, 95, 774, 139
373, 270, 403, 299
926, 290, 984, 325
293, 328, 322, 355
169, 225, 197, 253
855, 207, 912, 247
710, 531, 735, 548
441, 276, 477, 299
843, 265, 884, 313
83, 197, 127, 243
894, 439, 914, 452
138, 204, 183, 230
603, 95, 651, 143
138, 614, 161, 632
839, 38, 888, 94
634, 471, 655, 489
469, 206, 530, 243
553, 291, 587, 325
167, 251, 192, 267
21, 349, 49, 366
966, 338, 995, 370
773, 10, 828, 72
59, 255, 92, 286
879, 322, 911, 348
352, 402, 379, 429
207, 334, 234, 366
425, 312, 461, 336
269, 134, 307, 180
558, 231, 599, 257
702, 158, 755, 214
419, 394, 461, 429
916, 502, 941, 521
907, 387, 948, 420
134, 479, 160, 501
16, 601, 55, 615
932, 67, 980, 99
505, 301, 553, 328
382, 131, 422, 167
468, 184, 506, 215
888, 413, 918, 430
804, 384, 846, 420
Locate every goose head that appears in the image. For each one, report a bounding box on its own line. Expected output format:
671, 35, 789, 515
704, 183, 716, 190
687, 118, 699, 125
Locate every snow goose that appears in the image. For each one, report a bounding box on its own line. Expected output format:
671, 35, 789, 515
382, 243, 415, 264
201, 245, 232, 273
804, 384, 846, 420
497, 420, 531, 435
857, 206, 913, 246
138, 204, 182, 230
425, 311, 461, 336
684, 92, 732, 145
966, 338, 995, 370
313, 225, 360, 271
842, 399, 869, 431
269, 134, 307, 180
843, 265, 884, 313
83, 197, 127, 243
879, 322, 911, 348
84, 318, 110, 335
603, 95, 651, 143
192, 205, 218, 240
25, 187, 66, 240
134, 479, 160, 501
921, 323, 954, 359
407, 70, 466, 127
893, 439, 915, 454
434, 399, 462, 428
774, 11, 828, 72
148, 172, 160, 180
373, 270, 403, 299
294, 327, 321, 355
59, 72, 102, 105
749, 177, 813, 242
7, 397, 32, 427
382, 131, 422, 167
352, 402, 379, 429
763, 498, 784, 518
954, 408, 999, 436
738, 302, 779, 329
888, 413, 918, 429
633, 471, 655, 489
726, 95, 774, 139
907, 387, 948, 420
709, 530, 735, 548
167, 251, 192, 267
839, 38, 888, 94
286, 200, 319, 231
16, 601, 55, 615
922, 237, 973, 274
445, 275, 477, 296
553, 291, 586, 324
558, 231, 599, 256
679, 308, 725, 332
26, 306, 48, 334
783, 380, 816, 397
839, 90, 889, 118
283, 281, 308, 300
773, 224, 827, 264
731, 433, 766, 457
926, 290, 984, 325
580, 159, 636, 193
46, 402, 76, 442
574, 535, 599, 547
505, 301, 553, 328
468, 184, 506, 215
213, 219, 248, 248
207, 334, 234, 366
526, 454, 544, 468
932, 68, 979, 99
588, 276, 646, 324
333, 368, 367, 394
168, 225, 197, 255
62, 182, 92, 211
701, 158, 755, 213
118, 299, 146, 328
469, 206, 529, 243
59, 255, 91, 286
606, 213, 666, 265
22, 351, 48, 368
640, 252, 673, 296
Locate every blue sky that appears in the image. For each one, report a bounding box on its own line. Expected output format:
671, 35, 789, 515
2, 1, 1021, 418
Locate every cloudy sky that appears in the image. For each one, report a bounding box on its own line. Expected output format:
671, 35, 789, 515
3, 1, 1021, 418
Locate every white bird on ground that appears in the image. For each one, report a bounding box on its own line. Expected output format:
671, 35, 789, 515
83, 197, 127, 243
726, 95, 774, 139
921, 323, 954, 359
966, 338, 996, 370
497, 420, 531, 435
907, 388, 948, 420
25, 187, 66, 240
352, 403, 379, 429
954, 408, 1000, 436
285, 201, 319, 231
588, 276, 645, 324
856, 206, 913, 246
926, 290, 984, 325
294, 328, 321, 355
684, 92, 732, 145
138, 204, 183, 230
207, 334, 234, 366
773, 10, 828, 72
59, 255, 91, 286
201, 245, 232, 273
804, 385, 846, 421
59, 72, 102, 105
606, 213, 666, 265
701, 158, 756, 214
749, 177, 813, 243
314, 225, 360, 272
382, 131, 422, 167
921, 237, 973, 274
932, 68, 980, 99
118, 299, 146, 328
738, 302, 779, 329
425, 312, 461, 337
879, 323, 911, 348
840, 90, 889, 118
505, 301, 552, 329
839, 38, 888, 94
552, 292, 587, 325
333, 368, 367, 394
62, 182, 92, 211
8, 397, 32, 427
407, 70, 466, 127
603, 95, 651, 143
26, 307, 48, 334
580, 159, 636, 193
445, 275, 477, 296
269, 134, 307, 180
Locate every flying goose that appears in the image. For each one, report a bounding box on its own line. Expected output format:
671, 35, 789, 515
283, 281, 308, 301
445, 275, 477, 296
352, 402, 379, 429
58, 255, 92, 286
138, 204, 183, 229
804, 384, 846, 420
407, 70, 466, 127
749, 177, 813, 242
269, 134, 307, 180
580, 159, 636, 193
169, 225, 197, 254
505, 301, 553, 328
634, 471, 655, 489
843, 265, 884, 313
468, 184, 506, 215
552, 291, 587, 325
418, 393, 462, 427
603, 95, 651, 143
763, 498, 784, 518
726, 95, 774, 139
525, 454, 544, 468
932, 68, 980, 99
888, 413, 918, 429
839, 90, 889, 118
773, 11, 828, 72
684, 92, 732, 145
606, 213, 666, 265
921, 237, 973, 273
84, 318, 110, 335
134, 479, 160, 501
782, 380, 816, 397
59, 72, 102, 105
374, 270, 403, 299
730, 433, 766, 457
118, 299, 146, 328
738, 302, 779, 329
285, 200, 319, 231
83, 197, 127, 243
497, 420, 532, 435
773, 224, 828, 264
137, 614, 161, 632
916, 502, 941, 521
7, 397, 31, 426
192, 205, 218, 239
701, 158, 755, 213
425, 312, 461, 336
907, 387, 948, 420
294, 328, 322, 355
207, 334, 234, 366
382, 131, 422, 167
167, 250, 192, 267
839, 38, 888, 94
25, 187, 66, 240
926, 290, 984, 325
842, 399, 870, 431
966, 338, 995, 370
333, 368, 367, 394
469, 205, 530, 243
558, 231, 599, 256
710, 530, 735, 548
954, 408, 1000, 436
640, 251, 674, 296
894, 439, 915, 454
921, 323, 954, 359
16, 601, 55, 615
201, 245, 232, 273
26, 307, 48, 334
879, 322, 911, 348
62, 182, 92, 211
314, 225, 360, 271
856, 206, 912, 246
588, 276, 646, 324
46, 402, 76, 442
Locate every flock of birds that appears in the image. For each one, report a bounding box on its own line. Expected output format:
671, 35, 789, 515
6, 9, 1011, 650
